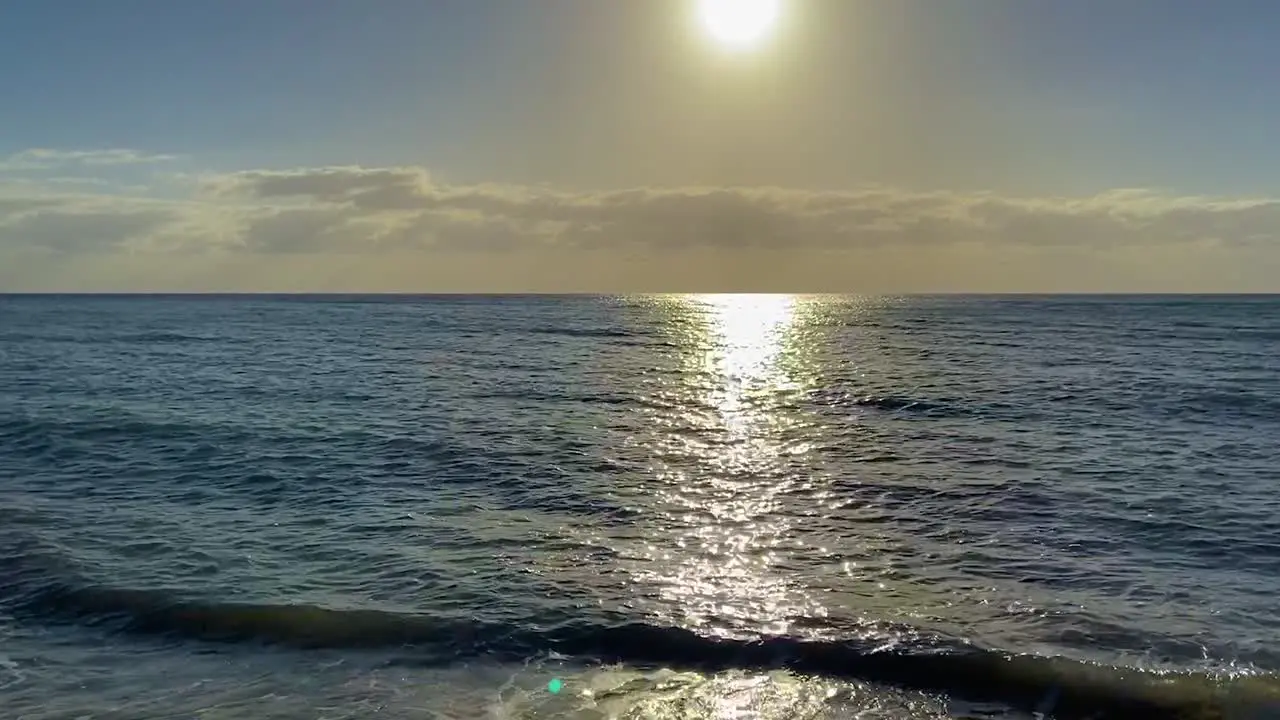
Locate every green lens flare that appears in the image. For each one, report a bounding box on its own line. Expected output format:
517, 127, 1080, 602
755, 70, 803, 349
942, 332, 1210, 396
547, 678, 564, 694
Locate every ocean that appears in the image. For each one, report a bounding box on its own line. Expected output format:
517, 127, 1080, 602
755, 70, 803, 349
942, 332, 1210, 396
1, 294, 1277, 719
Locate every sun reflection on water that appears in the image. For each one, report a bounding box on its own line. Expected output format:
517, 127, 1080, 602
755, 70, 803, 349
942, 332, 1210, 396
700, 294, 796, 438
703, 294, 794, 383
627, 294, 829, 640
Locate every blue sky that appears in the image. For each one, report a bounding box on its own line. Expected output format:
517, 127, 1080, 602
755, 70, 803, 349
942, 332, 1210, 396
2, 0, 1280, 291
6, 0, 1280, 193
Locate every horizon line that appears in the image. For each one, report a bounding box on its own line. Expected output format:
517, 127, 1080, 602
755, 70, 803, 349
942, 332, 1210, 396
3, 292, 1278, 298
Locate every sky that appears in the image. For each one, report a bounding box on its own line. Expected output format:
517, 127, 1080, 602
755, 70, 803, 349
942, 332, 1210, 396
3, 0, 1280, 292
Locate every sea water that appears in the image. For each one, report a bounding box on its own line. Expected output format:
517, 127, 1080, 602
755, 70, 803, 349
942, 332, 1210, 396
1, 294, 1277, 718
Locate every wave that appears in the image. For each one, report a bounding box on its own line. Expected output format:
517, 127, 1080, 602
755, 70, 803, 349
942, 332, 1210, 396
805, 390, 971, 418
2, 552, 1274, 720
0, 412, 248, 463
527, 326, 636, 340
1169, 389, 1280, 424
0, 331, 217, 344
468, 388, 676, 411
111, 331, 218, 344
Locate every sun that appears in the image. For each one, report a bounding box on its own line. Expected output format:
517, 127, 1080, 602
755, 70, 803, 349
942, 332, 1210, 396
697, 0, 782, 50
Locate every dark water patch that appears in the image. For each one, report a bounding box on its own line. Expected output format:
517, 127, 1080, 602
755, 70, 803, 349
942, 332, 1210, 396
1164, 390, 1280, 424
1233, 328, 1280, 342
0, 413, 247, 448
1090, 512, 1280, 576
527, 326, 636, 340
849, 452, 905, 463
107, 331, 220, 344
0, 412, 460, 469
468, 388, 676, 412
0, 415, 244, 467
805, 389, 968, 418
0, 331, 221, 344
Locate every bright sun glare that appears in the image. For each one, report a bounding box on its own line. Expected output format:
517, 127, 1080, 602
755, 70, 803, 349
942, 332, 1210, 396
697, 0, 781, 50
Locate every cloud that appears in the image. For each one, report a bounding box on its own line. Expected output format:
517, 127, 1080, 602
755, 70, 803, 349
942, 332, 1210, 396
239, 206, 395, 254
211, 167, 1280, 253
0, 196, 65, 219
0, 148, 179, 172
7, 209, 173, 254
214, 166, 432, 208
3, 153, 1280, 291
0, 193, 180, 254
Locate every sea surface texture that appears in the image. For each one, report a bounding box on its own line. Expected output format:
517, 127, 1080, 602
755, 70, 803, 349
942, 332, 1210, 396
1, 294, 1278, 719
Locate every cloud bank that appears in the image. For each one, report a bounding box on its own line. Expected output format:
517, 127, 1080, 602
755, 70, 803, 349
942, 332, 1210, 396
2, 150, 1278, 292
